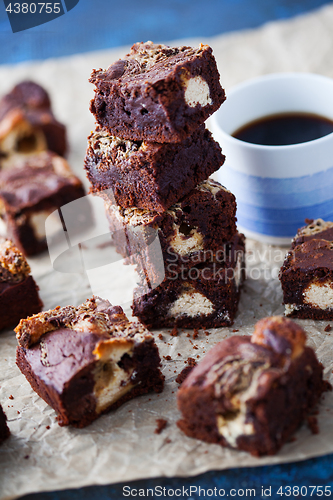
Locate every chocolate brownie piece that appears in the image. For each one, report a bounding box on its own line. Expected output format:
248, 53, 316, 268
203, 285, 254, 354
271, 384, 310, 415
0, 81, 67, 168
132, 233, 245, 329
0, 238, 42, 331
84, 125, 225, 212
0, 404, 10, 444
105, 179, 237, 275
0, 151, 86, 256
280, 237, 333, 319
15, 297, 164, 428
177, 316, 329, 456
89, 42, 225, 143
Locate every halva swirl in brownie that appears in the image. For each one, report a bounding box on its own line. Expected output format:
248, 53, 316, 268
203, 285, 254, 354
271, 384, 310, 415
0, 81, 67, 169
280, 219, 333, 319
0, 404, 10, 444
177, 316, 329, 456
105, 179, 237, 272
0, 238, 42, 331
89, 42, 225, 143
84, 124, 225, 212
132, 232, 245, 329
0, 151, 85, 256
15, 297, 164, 428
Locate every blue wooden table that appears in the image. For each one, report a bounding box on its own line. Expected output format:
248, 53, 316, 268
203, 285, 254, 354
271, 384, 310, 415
1, 1, 332, 498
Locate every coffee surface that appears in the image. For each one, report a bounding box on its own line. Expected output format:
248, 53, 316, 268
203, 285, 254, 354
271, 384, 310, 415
232, 112, 333, 146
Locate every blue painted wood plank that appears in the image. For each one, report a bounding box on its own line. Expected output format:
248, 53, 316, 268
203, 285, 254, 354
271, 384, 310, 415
0, 0, 331, 64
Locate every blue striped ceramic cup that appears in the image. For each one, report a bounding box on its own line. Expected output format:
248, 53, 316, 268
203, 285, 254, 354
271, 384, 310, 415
211, 73, 333, 245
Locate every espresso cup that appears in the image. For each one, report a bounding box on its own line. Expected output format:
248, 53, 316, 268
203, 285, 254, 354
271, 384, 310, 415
211, 73, 333, 245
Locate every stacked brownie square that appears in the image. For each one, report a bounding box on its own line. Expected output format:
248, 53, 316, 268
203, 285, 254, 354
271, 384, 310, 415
86, 41, 245, 329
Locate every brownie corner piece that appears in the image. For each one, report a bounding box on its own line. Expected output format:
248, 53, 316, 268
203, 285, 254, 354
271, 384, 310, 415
15, 296, 164, 427
0, 238, 42, 331
177, 316, 328, 456
280, 219, 333, 319
0, 404, 10, 444
89, 41, 225, 143
0, 151, 86, 256
0, 80, 67, 168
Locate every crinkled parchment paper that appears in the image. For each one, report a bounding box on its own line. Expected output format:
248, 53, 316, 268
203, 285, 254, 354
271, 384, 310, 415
1, 4, 333, 498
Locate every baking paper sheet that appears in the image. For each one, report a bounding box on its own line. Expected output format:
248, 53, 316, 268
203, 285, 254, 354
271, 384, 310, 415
1, 4, 333, 498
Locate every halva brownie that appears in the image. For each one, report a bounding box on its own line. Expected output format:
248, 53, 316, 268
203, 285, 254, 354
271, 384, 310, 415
0, 404, 10, 444
177, 316, 329, 456
16, 296, 164, 427
0, 151, 85, 256
0, 238, 42, 331
132, 232, 245, 329
89, 42, 225, 143
105, 179, 237, 272
0, 81, 67, 168
84, 125, 225, 212
280, 238, 333, 320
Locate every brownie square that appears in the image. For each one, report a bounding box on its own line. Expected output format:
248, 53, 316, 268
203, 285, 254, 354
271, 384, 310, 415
0, 81, 67, 168
291, 218, 333, 248
0, 405, 10, 444
0, 151, 86, 256
0, 238, 42, 331
132, 232, 245, 329
89, 42, 225, 143
84, 125, 225, 212
104, 179, 237, 275
16, 297, 164, 428
177, 316, 329, 456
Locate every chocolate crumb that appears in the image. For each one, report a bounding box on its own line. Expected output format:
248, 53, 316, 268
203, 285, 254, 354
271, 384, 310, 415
163, 355, 172, 361
171, 326, 178, 337
8, 395, 14, 400
46, 425, 50, 430
193, 328, 199, 339
176, 357, 197, 385
158, 333, 164, 340
232, 329, 239, 333
307, 415, 319, 434
154, 419, 168, 434
324, 324, 331, 332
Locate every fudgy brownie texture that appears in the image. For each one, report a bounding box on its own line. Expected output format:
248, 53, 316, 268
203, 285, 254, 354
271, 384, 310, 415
84, 125, 225, 212
0, 404, 10, 444
89, 42, 225, 143
16, 296, 164, 428
280, 233, 333, 319
177, 316, 330, 456
0, 81, 67, 168
132, 232, 245, 329
0, 238, 42, 331
104, 179, 237, 282
0, 151, 86, 256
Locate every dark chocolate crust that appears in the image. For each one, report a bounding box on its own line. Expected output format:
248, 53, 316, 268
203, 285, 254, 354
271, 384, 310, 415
0, 151, 86, 256
16, 297, 164, 427
280, 238, 333, 320
132, 233, 245, 329
89, 42, 225, 143
177, 317, 329, 456
0, 81, 67, 163
84, 125, 225, 212
0, 405, 10, 444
